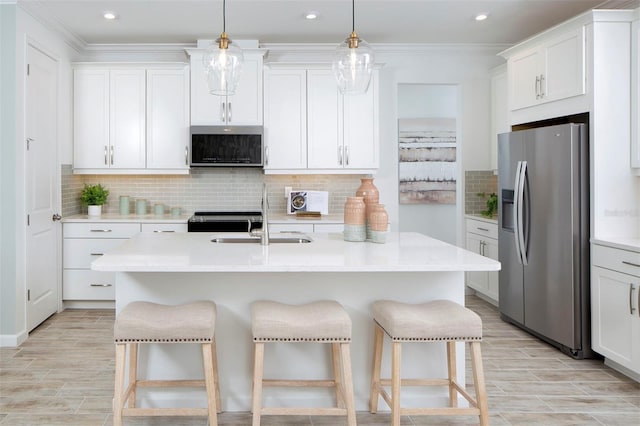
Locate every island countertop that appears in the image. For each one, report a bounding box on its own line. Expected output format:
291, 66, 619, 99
91, 231, 501, 273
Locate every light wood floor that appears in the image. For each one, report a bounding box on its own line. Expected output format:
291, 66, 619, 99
1, 295, 638, 425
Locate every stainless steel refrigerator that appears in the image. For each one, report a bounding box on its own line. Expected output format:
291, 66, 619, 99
498, 123, 592, 359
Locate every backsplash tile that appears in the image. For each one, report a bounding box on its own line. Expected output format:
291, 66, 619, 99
465, 170, 497, 215
61, 165, 363, 217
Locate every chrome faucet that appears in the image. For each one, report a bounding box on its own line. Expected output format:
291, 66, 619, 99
260, 183, 269, 246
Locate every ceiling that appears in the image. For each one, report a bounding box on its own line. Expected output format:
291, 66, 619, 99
18, 0, 639, 47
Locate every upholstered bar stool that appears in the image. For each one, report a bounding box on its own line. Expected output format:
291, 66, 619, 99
251, 300, 357, 426
113, 301, 221, 426
369, 299, 489, 426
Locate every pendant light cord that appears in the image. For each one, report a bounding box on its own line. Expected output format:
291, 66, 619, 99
222, 0, 226, 33
352, 0, 355, 32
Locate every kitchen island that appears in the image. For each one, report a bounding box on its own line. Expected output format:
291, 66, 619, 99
92, 231, 500, 411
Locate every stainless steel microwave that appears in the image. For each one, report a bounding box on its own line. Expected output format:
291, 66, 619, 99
190, 125, 263, 167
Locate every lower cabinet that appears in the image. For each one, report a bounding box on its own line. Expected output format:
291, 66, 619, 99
62, 221, 186, 303
465, 218, 499, 303
269, 222, 344, 233
591, 244, 640, 379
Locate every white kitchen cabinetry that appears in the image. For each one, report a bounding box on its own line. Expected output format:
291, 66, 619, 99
140, 223, 188, 233
74, 68, 146, 170
146, 68, 190, 170
263, 65, 379, 174
490, 64, 508, 171
62, 223, 140, 303
263, 68, 307, 170
188, 49, 264, 125
591, 244, 640, 380
269, 222, 344, 234
632, 16, 640, 170
465, 217, 499, 304
507, 26, 585, 111
73, 64, 189, 174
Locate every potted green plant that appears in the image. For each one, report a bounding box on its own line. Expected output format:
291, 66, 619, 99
477, 192, 498, 218
81, 183, 109, 217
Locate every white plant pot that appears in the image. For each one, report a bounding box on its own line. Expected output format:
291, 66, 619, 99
88, 205, 102, 217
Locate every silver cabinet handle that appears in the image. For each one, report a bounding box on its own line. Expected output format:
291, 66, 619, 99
535, 76, 540, 99
264, 146, 269, 166
104, 145, 108, 165
221, 102, 226, 122
89, 253, 104, 256
477, 227, 490, 232
622, 260, 640, 268
185, 146, 189, 166
540, 74, 545, 98
90, 283, 113, 287
90, 229, 112, 233
630, 284, 636, 315
345, 146, 350, 166
110, 146, 114, 165
227, 102, 232, 122
338, 146, 343, 165
153, 230, 175, 233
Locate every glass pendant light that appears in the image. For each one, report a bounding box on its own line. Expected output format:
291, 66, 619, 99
332, 0, 374, 95
203, 0, 244, 96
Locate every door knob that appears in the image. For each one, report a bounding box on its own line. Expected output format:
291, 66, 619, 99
52, 213, 62, 221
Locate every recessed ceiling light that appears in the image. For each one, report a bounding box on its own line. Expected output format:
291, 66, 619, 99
103, 11, 117, 20
305, 11, 319, 20
475, 13, 489, 21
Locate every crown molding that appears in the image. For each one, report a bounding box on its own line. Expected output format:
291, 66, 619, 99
17, 1, 85, 54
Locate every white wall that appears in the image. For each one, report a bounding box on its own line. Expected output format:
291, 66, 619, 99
0, 4, 79, 345
372, 46, 504, 245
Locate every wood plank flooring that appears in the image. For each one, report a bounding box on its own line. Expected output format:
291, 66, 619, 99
1, 295, 638, 425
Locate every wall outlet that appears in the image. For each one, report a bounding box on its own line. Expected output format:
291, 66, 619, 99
285, 186, 292, 199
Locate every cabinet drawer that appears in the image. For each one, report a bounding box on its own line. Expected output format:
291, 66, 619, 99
141, 223, 187, 233
466, 218, 498, 239
63, 238, 126, 268
63, 222, 140, 238
62, 270, 115, 300
592, 245, 640, 277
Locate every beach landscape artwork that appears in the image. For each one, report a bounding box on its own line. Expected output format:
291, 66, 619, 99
398, 117, 457, 204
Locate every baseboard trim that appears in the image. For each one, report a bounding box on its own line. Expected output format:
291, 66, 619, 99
0, 330, 28, 348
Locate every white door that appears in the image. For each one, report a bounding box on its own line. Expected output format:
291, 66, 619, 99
25, 45, 59, 331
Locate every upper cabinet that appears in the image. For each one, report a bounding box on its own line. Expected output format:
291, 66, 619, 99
263, 65, 379, 174
73, 63, 189, 174
187, 49, 265, 125
508, 27, 585, 111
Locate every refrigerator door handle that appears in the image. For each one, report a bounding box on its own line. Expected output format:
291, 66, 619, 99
516, 161, 529, 265
514, 161, 524, 264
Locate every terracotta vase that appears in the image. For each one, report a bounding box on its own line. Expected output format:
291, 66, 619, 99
356, 178, 379, 208
368, 204, 389, 244
343, 196, 366, 242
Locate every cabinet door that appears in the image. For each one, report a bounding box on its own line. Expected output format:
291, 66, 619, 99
73, 69, 110, 169
490, 65, 508, 171
543, 27, 585, 103
343, 71, 379, 169
189, 50, 225, 125
632, 19, 640, 169
307, 70, 341, 169
484, 237, 500, 301
591, 266, 638, 369
466, 233, 489, 293
227, 55, 263, 125
110, 69, 146, 168
146, 68, 189, 170
263, 69, 307, 170
509, 47, 541, 110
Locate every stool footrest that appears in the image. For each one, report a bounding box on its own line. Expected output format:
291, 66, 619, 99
263, 379, 336, 388
262, 407, 349, 416
123, 407, 208, 417
379, 378, 451, 387
400, 407, 481, 416
136, 379, 206, 388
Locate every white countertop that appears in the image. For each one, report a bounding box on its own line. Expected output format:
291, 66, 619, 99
62, 213, 191, 223
92, 231, 501, 273
591, 237, 640, 253
269, 213, 344, 224
465, 214, 498, 224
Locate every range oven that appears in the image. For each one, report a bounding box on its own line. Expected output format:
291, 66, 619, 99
187, 211, 263, 232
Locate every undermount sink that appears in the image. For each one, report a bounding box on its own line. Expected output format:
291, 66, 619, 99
211, 236, 312, 244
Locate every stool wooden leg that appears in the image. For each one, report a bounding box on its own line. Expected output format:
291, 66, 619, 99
369, 323, 384, 413
332, 342, 345, 409
391, 341, 402, 426
113, 343, 126, 426
251, 342, 265, 426
340, 343, 357, 426
127, 342, 138, 408
202, 342, 219, 426
446, 341, 458, 407
211, 338, 222, 413
470, 342, 489, 426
